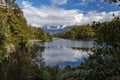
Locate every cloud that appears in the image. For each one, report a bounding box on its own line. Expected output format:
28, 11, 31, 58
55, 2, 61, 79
22, 1, 119, 27
42, 47, 91, 66
50, 0, 67, 5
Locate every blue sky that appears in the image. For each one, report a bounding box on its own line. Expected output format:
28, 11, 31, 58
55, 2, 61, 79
16, 0, 119, 27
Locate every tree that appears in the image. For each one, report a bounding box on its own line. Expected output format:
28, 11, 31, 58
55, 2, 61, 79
34, 27, 46, 41
70, 30, 76, 39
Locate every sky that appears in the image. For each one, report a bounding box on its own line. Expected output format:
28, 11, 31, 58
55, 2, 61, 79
16, 0, 120, 27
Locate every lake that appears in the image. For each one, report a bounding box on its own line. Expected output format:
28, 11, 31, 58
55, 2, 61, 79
34, 39, 93, 67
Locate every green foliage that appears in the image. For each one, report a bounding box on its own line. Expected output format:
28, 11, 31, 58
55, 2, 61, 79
32, 27, 53, 41
0, 3, 53, 43
34, 27, 46, 41
93, 18, 120, 48
0, 7, 31, 44
46, 33, 53, 41
0, 41, 44, 80
56, 25, 94, 40
0, 12, 9, 63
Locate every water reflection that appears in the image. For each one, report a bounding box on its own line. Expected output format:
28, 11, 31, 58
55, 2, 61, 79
42, 47, 92, 66
34, 39, 93, 66
35, 39, 93, 48
71, 47, 93, 52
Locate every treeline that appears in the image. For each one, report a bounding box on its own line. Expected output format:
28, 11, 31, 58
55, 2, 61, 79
55, 25, 94, 40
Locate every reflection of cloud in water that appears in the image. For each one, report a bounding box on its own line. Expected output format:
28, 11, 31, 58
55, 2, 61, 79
42, 47, 92, 66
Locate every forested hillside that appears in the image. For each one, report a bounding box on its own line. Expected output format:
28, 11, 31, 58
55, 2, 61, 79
0, 0, 52, 45
55, 25, 94, 40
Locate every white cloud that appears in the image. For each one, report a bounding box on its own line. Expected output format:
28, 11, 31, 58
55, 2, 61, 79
42, 47, 91, 65
22, 1, 119, 27
50, 0, 67, 5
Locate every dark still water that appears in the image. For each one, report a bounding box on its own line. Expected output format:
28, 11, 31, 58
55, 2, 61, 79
34, 39, 93, 67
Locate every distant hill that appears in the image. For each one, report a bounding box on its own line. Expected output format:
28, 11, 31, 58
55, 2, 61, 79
43, 25, 75, 34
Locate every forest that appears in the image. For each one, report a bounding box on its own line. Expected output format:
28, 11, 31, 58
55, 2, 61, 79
0, 0, 120, 80
0, 0, 53, 44
55, 25, 94, 40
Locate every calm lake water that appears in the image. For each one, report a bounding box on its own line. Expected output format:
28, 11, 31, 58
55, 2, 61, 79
34, 39, 93, 67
